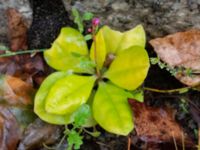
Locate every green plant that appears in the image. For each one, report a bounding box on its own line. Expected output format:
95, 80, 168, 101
34, 21, 149, 148
65, 104, 99, 150
150, 57, 195, 77
72, 7, 94, 41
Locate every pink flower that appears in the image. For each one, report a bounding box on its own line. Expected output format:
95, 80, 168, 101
92, 18, 100, 26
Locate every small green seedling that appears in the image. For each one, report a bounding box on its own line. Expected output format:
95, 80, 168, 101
72, 7, 93, 33
34, 19, 149, 149
150, 57, 197, 77
65, 104, 92, 150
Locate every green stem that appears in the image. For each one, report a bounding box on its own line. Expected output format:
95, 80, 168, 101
0, 49, 46, 58
143, 87, 190, 93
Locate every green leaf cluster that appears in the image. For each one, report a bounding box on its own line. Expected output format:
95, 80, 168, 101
34, 25, 149, 136
65, 104, 91, 150
72, 8, 94, 33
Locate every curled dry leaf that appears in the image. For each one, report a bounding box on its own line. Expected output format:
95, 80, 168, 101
0, 75, 35, 105
0, 54, 46, 85
0, 75, 36, 150
6, 8, 28, 51
150, 30, 200, 86
129, 100, 193, 147
18, 118, 62, 150
0, 106, 21, 150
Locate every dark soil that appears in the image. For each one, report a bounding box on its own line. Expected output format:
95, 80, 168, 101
28, 0, 72, 49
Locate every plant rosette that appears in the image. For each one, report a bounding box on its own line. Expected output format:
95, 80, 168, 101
34, 25, 150, 136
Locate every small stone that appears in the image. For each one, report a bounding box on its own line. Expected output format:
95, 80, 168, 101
111, 2, 129, 11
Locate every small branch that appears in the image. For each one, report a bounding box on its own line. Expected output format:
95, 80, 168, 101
172, 132, 178, 150
182, 132, 185, 150
127, 136, 131, 150
143, 87, 190, 93
198, 127, 200, 150
0, 49, 46, 58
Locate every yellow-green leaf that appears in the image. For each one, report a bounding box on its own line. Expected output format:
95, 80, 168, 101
104, 46, 149, 90
90, 29, 107, 70
101, 26, 123, 54
34, 72, 72, 124
45, 75, 96, 115
93, 82, 133, 135
116, 25, 146, 54
44, 27, 94, 73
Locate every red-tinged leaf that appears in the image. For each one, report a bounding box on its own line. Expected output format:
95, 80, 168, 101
0, 75, 37, 127
129, 100, 194, 147
0, 75, 35, 105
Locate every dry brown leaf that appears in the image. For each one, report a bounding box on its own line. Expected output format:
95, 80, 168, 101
0, 106, 21, 150
129, 100, 193, 146
0, 54, 46, 85
0, 75, 36, 150
18, 119, 62, 150
0, 75, 35, 105
149, 29, 200, 86
6, 8, 28, 51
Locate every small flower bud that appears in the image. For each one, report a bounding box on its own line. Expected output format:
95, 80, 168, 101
92, 18, 100, 26
87, 28, 92, 33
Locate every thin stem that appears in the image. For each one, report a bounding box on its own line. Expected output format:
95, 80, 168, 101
0, 49, 46, 58
127, 136, 131, 150
198, 127, 200, 150
172, 132, 178, 150
144, 87, 190, 93
43, 134, 66, 150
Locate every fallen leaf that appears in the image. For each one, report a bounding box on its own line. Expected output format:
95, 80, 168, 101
129, 100, 193, 147
0, 75, 35, 105
190, 103, 200, 127
18, 118, 62, 150
0, 54, 47, 86
0, 75, 37, 150
0, 106, 21, 150
6, 8, 28, 51
150, 30, 200, 86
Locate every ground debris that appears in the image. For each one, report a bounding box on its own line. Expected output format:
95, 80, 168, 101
0, 75, 36, 150
0, 75, 35, 105
6, 8, 28, 51
0, 54, 48, 86
0, 106, 21, 150
150, 29, 200, 87
129, 100, 194, 148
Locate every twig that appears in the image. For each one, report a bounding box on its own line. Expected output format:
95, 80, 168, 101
43, 134, 66, 150
198, 127, 200, 150
127, 136, 131, 150
96, 141, 110, 148
172, 132, 178, 150
144, 87, 190, 93
0, 49, 46, 58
